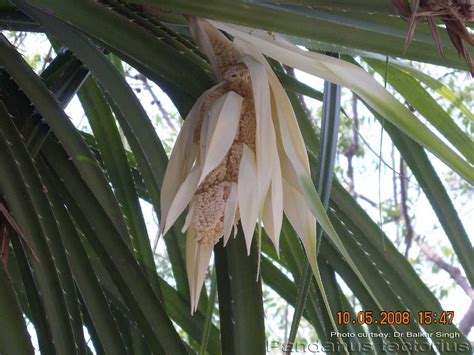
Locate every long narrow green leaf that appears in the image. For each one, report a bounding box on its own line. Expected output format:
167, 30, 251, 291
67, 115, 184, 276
78, 77, 158, 288
287, 76, 341, 348
160, 279, 221, 354
0, 124, 77, 355
319, 261, 373, 353
332, 55, 474, 292
276, 70, 323, 101
338, 296, 375, 354
23, 46, 89, 157
0, 9, 41, 32
298, 107, 469, 351
258, 0, 395, 14
0, 32, 130, 240
131, 0, 469, 70
366, 58, 474, 164
80, 301, 106, 355
199, 267, 217, 355
102, 0, 211, 72
329, 188, 470, 352
48, 165, 220, 354
381, 120, 474, 288
267, 223, 408, 352
50, 128, 219, 352
9, 236, 55, 355
41, 49, 90, 107
19, 5, 190, 297
0, 262, 34, 355
391, 62, 474, 123
329, 210, 436, 351
276, 223, 328, 340
260, 252, 329, 340
214, 243, 235, 355
40, 137, 187, 354
318, 238, 406, 351
0, 105, 87, 354
15, 0, 212, 105
0, 0, 17, 10
37, 161, 128, 355
286, 80, 468, 352
316, 78, 342, 240
262, 236, 374, 355
226, 231, 266, 354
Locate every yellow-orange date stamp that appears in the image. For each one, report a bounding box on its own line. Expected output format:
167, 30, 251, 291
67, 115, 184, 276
336, 311, 454, 325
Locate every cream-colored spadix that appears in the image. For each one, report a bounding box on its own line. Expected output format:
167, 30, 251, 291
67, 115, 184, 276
160, 17, 318, 313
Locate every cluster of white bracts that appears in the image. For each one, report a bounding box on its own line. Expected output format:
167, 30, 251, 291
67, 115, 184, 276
159, 18, 317, 313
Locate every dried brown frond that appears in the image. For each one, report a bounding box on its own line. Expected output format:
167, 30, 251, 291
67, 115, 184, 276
392, 0, 474, 75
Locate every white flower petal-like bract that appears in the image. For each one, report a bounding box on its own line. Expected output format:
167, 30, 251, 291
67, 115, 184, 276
161, 17, 319, 312
238, 144, 260, 254
223, 182, 239, 246
160, 85, 220, 235
198, 91, 243, 186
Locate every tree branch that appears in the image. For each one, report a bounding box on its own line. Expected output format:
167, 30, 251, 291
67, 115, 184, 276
459, 301, 474, 336
137, 73, 177, 131
417, 239, 474, 300
416, 238, 474, 335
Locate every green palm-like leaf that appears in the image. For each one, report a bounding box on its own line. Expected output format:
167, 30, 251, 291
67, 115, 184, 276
0, 109, 78, 354
366, 58, 474, 164
0, 262, 35, 355
130, 0, 472, 70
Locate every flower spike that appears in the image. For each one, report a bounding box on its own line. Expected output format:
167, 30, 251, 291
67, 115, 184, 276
161, 17, 318, 312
